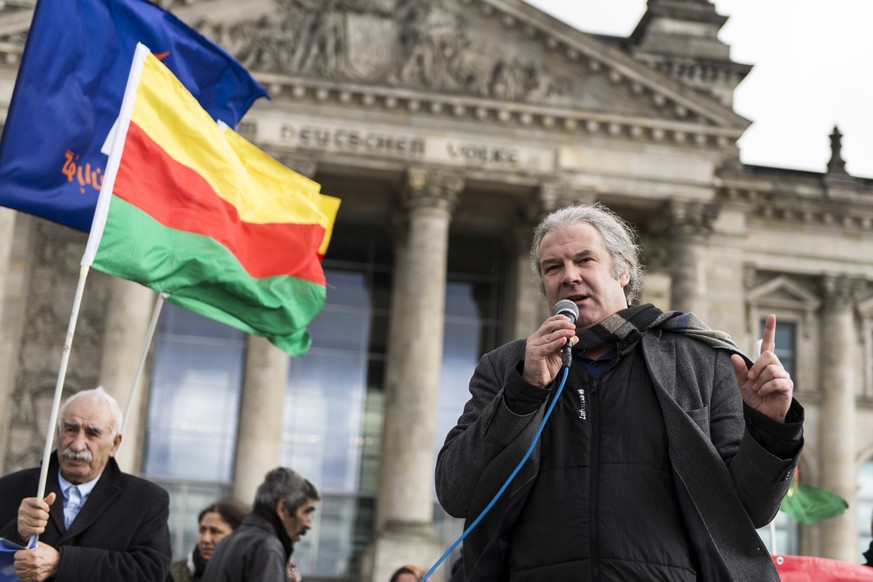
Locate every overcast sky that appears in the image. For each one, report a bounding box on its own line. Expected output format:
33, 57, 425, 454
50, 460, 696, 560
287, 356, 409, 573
525, 0, 873, 179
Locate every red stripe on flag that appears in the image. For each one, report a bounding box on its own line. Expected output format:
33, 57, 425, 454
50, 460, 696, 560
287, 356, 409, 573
114, 122, 326, 283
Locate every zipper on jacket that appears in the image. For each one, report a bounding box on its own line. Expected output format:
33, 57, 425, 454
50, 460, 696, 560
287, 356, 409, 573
589, 376, 600, 582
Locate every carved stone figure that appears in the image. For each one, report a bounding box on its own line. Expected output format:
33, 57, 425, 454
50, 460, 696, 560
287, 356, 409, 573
199, 0, 575, 104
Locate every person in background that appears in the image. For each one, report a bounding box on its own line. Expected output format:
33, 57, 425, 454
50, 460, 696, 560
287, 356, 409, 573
863, 509, 873, 567
169, 499, 247, 582
202, 467, 319, 582
436, 203, 803, 581
389, 564, 425, 582
0, 386, 172, 581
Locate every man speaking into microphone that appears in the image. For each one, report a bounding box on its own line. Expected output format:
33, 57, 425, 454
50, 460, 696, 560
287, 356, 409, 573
435, 203, 802, 581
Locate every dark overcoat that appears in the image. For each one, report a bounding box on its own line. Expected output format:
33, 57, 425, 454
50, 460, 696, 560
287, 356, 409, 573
0, 454, 171, 581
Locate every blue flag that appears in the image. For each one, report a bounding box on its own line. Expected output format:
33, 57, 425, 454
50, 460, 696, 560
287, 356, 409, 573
0, 535, 36, 581
0, 0, 268, 232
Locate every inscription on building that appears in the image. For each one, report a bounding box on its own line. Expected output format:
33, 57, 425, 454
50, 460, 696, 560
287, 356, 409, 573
428, 137, 554, 171
275, 121, 556, 172
280, 125, 425, 158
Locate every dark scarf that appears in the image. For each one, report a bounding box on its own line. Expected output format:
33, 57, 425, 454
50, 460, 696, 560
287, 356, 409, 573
254, 506, 295, 561
574, 304, 745, 359
190, 545, 207, 580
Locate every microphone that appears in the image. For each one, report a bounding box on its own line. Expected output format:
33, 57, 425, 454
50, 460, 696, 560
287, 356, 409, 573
552, 299, 579, 368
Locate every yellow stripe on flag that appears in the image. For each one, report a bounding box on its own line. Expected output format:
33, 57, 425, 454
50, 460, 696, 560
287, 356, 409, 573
132, 54, 326, 226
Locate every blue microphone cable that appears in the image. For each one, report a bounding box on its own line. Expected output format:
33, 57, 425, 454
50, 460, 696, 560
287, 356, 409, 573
422, 365, 571, 580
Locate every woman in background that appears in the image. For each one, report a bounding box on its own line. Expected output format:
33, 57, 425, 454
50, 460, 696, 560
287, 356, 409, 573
170, 499, 247, 582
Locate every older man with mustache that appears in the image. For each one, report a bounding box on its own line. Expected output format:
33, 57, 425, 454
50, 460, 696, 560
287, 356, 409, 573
0, 387, 171, 581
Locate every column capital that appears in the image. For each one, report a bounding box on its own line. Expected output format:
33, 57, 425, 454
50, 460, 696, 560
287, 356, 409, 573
403, 167, 463, 213
821, 275, 866, 308
666, 199, 720, 238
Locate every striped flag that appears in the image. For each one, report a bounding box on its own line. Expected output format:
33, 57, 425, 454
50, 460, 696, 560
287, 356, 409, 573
83, 43, 339, 355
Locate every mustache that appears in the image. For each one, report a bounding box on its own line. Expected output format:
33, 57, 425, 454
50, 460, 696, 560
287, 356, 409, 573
61, 447, 92, 463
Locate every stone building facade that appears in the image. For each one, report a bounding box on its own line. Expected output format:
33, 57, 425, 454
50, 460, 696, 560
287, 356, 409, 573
1, 0, 873, 580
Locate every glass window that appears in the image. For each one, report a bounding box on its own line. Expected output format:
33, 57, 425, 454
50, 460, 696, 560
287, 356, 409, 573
432, 234, 505, 563
156, 478, 230, 560
144, 305, 245, 481
145, 222, 507, 578
281, 227, 505, 580
143, 304, 246, 558
280, 224, 393, 579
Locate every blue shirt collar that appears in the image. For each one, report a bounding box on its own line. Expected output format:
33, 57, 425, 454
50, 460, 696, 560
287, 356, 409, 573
58, 467, 101, 499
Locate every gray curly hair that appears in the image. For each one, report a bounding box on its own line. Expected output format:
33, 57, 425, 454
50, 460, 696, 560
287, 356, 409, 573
530, 202, 644, 305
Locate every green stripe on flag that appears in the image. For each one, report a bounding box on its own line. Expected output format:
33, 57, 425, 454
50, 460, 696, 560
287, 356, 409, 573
93, 196, 325, 355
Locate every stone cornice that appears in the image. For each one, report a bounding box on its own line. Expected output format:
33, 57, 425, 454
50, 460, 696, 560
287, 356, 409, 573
634, 53, 753, 86
643, 2, 729, 27
718, 173, 873, 232
260, 72, 742, 149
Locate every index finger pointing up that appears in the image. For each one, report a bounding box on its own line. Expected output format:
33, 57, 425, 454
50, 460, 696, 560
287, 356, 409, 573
761, 314, 777, 355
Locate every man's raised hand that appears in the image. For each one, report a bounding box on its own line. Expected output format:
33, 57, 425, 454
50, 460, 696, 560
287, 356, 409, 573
730, 314, 793, 422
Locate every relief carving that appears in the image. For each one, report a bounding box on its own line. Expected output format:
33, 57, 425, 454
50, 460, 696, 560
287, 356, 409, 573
200, 0, 575, 104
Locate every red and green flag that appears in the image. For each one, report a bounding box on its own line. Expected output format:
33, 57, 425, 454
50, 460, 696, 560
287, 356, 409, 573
83, 43, 340, 355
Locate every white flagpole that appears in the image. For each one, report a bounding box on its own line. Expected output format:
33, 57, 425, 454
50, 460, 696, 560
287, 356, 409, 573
35, 264, 91, 500
35, 43, 151, 502
82, 42, 149, 267
769, 520, 778, 556
121, 292, 167, 435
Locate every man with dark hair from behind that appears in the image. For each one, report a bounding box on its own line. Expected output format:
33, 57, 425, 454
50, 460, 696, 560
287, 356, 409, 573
202, 467, 320, 582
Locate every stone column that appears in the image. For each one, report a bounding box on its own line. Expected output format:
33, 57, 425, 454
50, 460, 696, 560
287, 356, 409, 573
232, 335, 289, 505
365, 168, 462, 582
818, 275, 860, 561
666, 200, 719, 318
99, 279, 157, 473
0, 209, 27, 471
